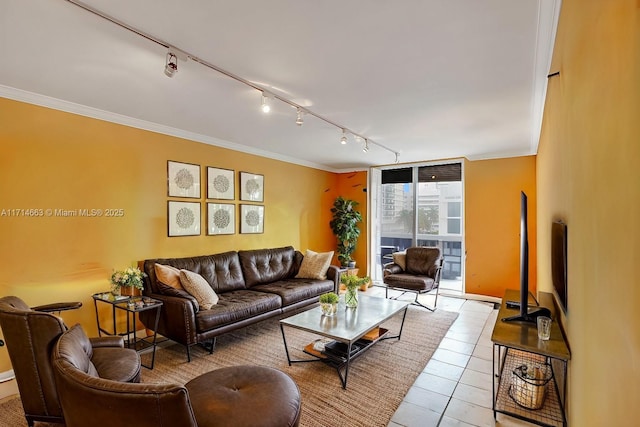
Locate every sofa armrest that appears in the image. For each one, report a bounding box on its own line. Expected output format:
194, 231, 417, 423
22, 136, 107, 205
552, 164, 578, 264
138, 293, 198, 347
90, 336, 124, 348
326, 265, 340, 293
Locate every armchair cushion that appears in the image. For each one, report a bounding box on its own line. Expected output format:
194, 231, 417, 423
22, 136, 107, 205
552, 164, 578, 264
384, 274, 436, 292
57, 324, 99, 377
59, 324, 141, 383
392, 251, 407, 270
405, 247, 441, 277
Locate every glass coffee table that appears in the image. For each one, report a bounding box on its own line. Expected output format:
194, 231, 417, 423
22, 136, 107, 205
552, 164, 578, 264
279, 295, 410, 389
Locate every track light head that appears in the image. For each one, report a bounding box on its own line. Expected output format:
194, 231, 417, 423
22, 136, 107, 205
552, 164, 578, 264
261, 93, 271, 113
296, 108, 304, 126
340, 129, 348, 145
164, 52, 178, 77
362, 139, 369, 153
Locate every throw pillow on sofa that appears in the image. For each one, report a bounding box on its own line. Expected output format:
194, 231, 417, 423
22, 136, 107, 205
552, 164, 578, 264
179, 269, 219, 310
154, 263, 184, 290
295, 249, 334, 280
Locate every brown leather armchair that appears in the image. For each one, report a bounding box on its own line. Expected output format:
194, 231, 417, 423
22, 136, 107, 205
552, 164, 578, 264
53, 324, 302, 427
0, 296, 141, 426
383, 247, 444, 311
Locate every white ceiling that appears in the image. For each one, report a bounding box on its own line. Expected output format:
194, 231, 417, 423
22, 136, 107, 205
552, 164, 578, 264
0, 0, 560, 172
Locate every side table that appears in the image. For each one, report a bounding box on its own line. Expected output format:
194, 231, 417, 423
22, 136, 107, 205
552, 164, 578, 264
92, 293, 163, 369
492, 290, 570, 427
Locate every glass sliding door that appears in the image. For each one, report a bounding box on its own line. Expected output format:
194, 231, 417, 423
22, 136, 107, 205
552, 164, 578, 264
372, 162, 464, 293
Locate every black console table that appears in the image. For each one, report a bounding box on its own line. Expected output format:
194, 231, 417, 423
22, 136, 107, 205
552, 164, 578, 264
491, 290, 570, 426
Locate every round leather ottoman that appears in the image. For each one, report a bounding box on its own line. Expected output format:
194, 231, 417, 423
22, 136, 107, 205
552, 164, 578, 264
185, 365, 301, 427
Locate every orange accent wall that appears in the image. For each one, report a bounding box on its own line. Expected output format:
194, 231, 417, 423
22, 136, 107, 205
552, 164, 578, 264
464, 156, 536, 298
0, 98, 340, 371
334, 171, 368, 275
536, 1, 640, 425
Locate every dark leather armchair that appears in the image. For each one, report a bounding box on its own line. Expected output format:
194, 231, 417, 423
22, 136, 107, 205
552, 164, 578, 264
0, 296, 141, 426
53, 324, 302, 427
383, 246, 444, 311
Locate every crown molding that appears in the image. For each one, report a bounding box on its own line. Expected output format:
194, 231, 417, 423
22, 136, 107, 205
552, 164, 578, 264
0, 84, 341, 173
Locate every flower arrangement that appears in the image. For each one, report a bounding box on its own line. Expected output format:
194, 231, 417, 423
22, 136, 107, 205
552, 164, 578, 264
110, 267, 147, 291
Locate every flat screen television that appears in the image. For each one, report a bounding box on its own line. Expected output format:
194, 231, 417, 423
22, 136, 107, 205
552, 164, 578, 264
502, 191, 550, 323
551, 220, 568, 313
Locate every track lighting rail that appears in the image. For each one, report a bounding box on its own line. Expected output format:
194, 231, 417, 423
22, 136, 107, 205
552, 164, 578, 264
64, 0, 399, 161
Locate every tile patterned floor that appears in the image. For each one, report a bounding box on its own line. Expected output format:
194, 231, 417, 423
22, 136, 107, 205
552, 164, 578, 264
362, 287, 538, 427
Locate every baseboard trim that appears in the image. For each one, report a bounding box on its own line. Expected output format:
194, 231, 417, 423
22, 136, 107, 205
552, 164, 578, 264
0, 370, 15, 383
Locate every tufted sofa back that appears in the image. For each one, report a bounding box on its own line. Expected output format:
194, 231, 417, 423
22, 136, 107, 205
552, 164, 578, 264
239, 246, 302, 288
143, 251, 246, 294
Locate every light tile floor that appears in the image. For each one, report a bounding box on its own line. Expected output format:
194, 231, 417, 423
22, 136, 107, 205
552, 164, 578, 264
363, 286, 538, 427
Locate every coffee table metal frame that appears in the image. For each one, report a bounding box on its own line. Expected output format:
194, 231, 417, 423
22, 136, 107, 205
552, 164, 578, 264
279, 295, 410, 389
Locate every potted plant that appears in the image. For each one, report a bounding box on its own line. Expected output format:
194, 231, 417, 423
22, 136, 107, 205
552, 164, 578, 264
110, 267, 147, 296
329, 196, 363, 267
359, 276, 371, 291
319, 292, 339, 316
340, 274, 368, 308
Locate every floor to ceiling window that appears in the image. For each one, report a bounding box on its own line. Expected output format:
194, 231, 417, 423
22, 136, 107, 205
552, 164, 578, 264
370, 161, 464, 294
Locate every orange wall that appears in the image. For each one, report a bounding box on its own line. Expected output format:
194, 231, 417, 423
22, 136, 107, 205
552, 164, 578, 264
536, 0, 640, 424
333, 171, 368, 274
464, 156, 537, 298
0, 98, 341, 371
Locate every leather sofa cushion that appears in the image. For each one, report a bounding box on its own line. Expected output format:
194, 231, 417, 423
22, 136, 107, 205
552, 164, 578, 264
252, 279, 334, 306
239, 247, 298, 288
195, 290, 281, 331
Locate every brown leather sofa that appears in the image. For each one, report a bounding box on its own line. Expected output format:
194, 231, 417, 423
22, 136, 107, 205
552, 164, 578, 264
52, 324, 301, 427
383, 246, 444, 311
0, 296, 141, 427
140, 246, 338, 361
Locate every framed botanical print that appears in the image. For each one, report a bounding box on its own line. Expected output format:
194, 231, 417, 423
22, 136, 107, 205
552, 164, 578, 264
240, 204, 264, 234
168, 161, 201, 198
239, 172, 264, 202
207, 203, 235, 235
168, 201, 201, 236
207, 167, 234, 200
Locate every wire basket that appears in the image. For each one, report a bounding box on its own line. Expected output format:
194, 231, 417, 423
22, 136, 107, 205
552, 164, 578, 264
508, 363, 553, 410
